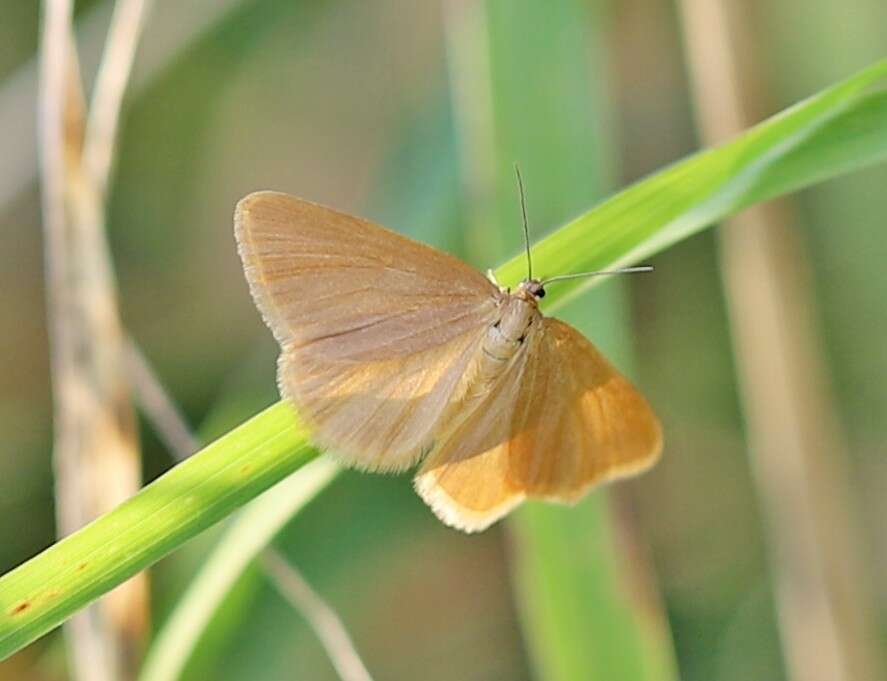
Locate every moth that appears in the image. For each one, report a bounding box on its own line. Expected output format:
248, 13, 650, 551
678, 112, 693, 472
235, 189, 661, 532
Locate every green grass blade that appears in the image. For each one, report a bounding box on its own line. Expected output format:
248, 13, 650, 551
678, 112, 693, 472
0, 402, 317, 659
495, 58, 887, 306
510, 498, 675, 681
1, 58, 886, 664
467, 1, 677, 679
138, 457, 339, 681
745, 89, 887, 205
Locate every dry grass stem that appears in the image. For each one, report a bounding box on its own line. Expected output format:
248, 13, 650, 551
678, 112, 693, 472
38, 0, 156, 677
83, 0, 152, 195
125, 339, 200, 459
39, 3, 119, 680
678, 2, 884, 680
0, 0, 249, 211
261, 551, 375, 681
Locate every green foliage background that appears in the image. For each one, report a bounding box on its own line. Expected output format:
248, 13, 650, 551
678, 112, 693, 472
0, 1, 886, 680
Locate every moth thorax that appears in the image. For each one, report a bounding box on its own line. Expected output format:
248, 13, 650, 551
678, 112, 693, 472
496, 295, 537, 344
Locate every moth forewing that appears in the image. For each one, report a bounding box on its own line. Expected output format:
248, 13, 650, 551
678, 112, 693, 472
235, 191, 501, 471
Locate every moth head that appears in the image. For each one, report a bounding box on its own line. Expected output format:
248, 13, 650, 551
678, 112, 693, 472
522, 279, 546, 299
510, 164, 651, 300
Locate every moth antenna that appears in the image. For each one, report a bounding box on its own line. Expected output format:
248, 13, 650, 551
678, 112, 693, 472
540, 266, 653, 286
514, 163, 532, 281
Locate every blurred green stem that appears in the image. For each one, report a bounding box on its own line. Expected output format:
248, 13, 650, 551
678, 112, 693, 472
444, 1, 676, 679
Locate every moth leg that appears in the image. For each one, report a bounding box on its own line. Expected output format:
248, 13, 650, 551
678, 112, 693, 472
418, 439, 436, 459
486, 269, 510, 295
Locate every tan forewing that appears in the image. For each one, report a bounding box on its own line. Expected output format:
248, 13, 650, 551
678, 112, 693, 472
277, 320, 489, 471
415, 317, 662, 532
235, 191, 500, 470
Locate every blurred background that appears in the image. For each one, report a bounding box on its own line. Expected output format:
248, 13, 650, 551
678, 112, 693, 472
1, 1, 885, 680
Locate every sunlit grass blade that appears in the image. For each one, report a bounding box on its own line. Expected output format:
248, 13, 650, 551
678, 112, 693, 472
744, 89, 887, 205
495, 58, 887, 307
1, 57, 886, 663
138, 457, 339, 681
0, 402, 317, 659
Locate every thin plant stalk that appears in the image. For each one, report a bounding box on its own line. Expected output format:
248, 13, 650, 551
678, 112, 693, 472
678, 2, 884, 680
261, 552, 374, 681
125, 339, 202, 457
39, 3, 119, 678
0, 0, 250, 211
38, 0, 154, 677
83, 0, 153, 196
